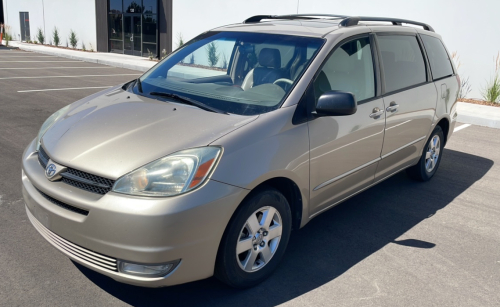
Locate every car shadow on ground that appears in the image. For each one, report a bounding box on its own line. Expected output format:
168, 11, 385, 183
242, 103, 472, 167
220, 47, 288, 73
75, 148, 493, 307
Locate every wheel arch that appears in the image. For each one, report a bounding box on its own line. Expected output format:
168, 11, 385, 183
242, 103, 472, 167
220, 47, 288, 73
436, 117, 450, 145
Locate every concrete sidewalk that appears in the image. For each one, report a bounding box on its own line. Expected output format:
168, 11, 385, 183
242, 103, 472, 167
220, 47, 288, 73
4, 40, 156, 72
457, 101, 500, 129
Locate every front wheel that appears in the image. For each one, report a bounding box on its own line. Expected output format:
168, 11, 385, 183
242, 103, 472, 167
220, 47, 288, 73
406, 125, 445, 181
214, 187, 292, 288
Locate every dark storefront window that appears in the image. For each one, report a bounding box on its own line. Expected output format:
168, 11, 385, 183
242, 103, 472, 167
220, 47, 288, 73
124, 0, 142, 13
142, 14, 157, 56
143, 0, 157, 14
109, 14, 123, 53
109, 0, 123, 13
108, 0, 158, 57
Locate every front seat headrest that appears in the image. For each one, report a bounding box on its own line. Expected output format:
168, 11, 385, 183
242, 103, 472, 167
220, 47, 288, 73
258, 48, 281, 68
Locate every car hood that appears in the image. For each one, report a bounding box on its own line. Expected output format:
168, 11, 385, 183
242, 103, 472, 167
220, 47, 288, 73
42, 87, 257, 179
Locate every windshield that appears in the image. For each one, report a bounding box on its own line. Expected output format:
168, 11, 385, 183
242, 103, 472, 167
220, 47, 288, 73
136, 32, 324, 115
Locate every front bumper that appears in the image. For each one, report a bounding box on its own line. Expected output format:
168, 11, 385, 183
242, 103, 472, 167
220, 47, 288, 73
22, 139, 248, 287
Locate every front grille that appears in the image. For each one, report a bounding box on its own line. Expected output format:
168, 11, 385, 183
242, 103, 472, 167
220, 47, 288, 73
62, 168, 115, 195
38, 147, 115, 195
38, 147, 49, 168
35, 187, 89, 216
27, 208, 118, 272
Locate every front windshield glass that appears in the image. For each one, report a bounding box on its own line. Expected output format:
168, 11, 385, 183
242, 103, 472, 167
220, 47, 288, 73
137, 31, 324, 115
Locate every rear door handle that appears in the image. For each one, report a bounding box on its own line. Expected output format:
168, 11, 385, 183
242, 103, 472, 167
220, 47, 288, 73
369, 107, 384, 118
386, 102, 399, 112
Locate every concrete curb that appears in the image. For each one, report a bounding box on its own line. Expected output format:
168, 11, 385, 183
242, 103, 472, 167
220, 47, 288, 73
457, 102, 500, 129
5, 41, 156, 72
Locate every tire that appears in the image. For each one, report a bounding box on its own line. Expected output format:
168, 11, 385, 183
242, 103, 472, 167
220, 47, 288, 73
406, 125, 445, 181
214, 187, 292, 288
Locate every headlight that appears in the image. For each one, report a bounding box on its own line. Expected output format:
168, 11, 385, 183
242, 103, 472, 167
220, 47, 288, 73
36, 105, 71, 151
112, 147, 222, 197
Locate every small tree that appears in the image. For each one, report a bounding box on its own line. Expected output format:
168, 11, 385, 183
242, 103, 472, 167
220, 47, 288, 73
52, 27, 60, 47
221, 53, 228, 69
206, 42, 219, 67
177, 33, 184, 48
2, 25, 12, 47
69, 30, 78, 49
82, 42, 86, 51
36, 28, 45, 44
189, 53, 195, 65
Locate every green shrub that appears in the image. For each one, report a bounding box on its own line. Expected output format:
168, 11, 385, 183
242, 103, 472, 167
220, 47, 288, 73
36, 28, 45, 44
53, 27, 60, 46
482, 52, 500, 103
482, 75, 500, 103
82, 42, 86, 51
69, 30, 78, 49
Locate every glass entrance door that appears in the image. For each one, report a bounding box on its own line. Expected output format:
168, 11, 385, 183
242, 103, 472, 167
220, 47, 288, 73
19, 12, 30, 42
123, 14, 142, 56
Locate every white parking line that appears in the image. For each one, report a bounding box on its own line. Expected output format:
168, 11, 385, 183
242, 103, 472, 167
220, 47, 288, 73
0, 74, 139, 80
0, 60, 81, 63
18, 86, 113, 93
0, 56, 57, 58
0, 67, 115, 70
454, 124, 471, 132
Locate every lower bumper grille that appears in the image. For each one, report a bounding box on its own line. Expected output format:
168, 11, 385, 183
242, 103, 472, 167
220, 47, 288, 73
34, 187, 89, 216
27, 208, 118, 272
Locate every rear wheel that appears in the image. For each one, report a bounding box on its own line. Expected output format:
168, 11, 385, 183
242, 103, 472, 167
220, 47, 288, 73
215, 187, 292, 288
406, 125, 444, 181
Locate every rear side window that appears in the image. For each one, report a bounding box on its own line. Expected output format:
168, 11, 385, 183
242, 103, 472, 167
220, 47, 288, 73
377, 35, 427, 93
421, 35, 454, 80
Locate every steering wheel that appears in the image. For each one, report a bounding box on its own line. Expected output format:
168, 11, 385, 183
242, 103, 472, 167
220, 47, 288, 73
273, 78, 294, 86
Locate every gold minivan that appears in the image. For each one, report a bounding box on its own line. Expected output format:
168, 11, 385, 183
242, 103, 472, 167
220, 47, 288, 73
22, 14, 459, 288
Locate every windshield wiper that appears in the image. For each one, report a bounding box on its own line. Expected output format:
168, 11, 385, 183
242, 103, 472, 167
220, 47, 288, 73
149, 91, 228, 114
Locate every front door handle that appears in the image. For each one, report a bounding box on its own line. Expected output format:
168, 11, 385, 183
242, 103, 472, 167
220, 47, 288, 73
369, 107, 384, 118
386, 102, 399, 112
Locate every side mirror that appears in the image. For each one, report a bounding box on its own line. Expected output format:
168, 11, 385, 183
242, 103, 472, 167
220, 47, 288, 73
315, 91, 357, 117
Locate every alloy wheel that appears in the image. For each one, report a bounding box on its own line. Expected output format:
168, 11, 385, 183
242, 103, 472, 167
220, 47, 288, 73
425, 135, 441, 172
236, 206, 283, 272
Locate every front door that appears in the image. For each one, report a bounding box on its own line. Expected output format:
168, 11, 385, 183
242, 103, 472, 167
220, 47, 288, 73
19, 12, 30, 42
124, 14, 142, 56
308, 35, 385, 217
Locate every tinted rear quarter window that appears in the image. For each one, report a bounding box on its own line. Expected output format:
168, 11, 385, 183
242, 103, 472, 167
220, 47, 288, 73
421, 35, 454, 80
377, 35, 427, 93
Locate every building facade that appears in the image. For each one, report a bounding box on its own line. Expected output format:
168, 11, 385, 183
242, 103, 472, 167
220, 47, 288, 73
1, 0, 172, 57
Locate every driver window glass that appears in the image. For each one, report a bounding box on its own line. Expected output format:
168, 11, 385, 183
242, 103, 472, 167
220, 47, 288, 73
314, 37, 375, 103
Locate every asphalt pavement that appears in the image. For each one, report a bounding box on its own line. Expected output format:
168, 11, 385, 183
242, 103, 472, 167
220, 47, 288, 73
0, 47, 499, 307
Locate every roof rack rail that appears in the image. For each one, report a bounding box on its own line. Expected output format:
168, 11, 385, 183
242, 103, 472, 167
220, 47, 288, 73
243, 14, 434, 32
244, 14, 349, 24
339, 16, 434, 32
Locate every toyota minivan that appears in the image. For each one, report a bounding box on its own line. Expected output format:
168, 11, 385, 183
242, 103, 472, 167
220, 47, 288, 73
22, 14, 459, 288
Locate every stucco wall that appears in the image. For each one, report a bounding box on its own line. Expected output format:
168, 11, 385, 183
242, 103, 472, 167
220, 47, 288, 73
2, 0, 97, 50
172, 0, 500, 99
